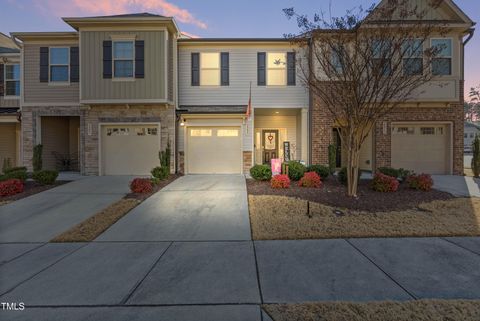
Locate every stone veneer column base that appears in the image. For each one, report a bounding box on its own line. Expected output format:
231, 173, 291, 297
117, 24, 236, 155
243, 151, 253, 175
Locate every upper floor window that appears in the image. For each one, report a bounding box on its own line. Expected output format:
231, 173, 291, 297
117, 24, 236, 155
431, 39, 452, 76
331, 46, 345, 74
113, 41, 134, 78
403, 39, 423, 76
5, 64, 20, 96
267, 53, 287, 86
50, 47, 69, 82
200, 52, 220, 86
372, 40, 392, 76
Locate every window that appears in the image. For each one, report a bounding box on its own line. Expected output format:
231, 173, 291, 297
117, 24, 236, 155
135, 127, 158, 136
50, 47, 69, 82
106, 128, 130, 136
436, 127, 444, 135
431, 39, 452, 76
372, 40, 392, 76
190, 129, 212, 137
5, 64, 20, 96
395, 127, 415, 135
267, 52, 287, 86
113, 41, 134, 78
420, 127, 435, 135
217, 129, 239, 137
465, 134, 468, 139
471, 133, 475, 138
200, 53, 220, 86
403, 39, 423, 76
331, 46, 344, 73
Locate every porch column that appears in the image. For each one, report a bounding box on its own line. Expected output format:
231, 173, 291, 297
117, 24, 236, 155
301, 107, 309, 163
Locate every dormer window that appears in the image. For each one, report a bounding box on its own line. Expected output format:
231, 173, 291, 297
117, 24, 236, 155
113, 41, 134, 78
49, 47, 69, 82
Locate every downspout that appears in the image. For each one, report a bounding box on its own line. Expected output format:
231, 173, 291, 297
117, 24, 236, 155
308, 37, 313, 166
461, 28, 475, 101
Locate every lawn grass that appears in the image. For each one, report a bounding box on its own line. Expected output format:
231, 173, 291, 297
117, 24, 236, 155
51, 199, 140, 242
249, 195, 480, 240
263, 300, 480, 321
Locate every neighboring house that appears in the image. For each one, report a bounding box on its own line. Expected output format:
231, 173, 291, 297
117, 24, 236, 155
4, 0, 474, 176
0, 32, 21, 169
464, 122, 480, 152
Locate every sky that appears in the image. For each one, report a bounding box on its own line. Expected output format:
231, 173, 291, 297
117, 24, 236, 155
0, 0, 478, 98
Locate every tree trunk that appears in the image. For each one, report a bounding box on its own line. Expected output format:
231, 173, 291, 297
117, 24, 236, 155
344, 130, 361, 197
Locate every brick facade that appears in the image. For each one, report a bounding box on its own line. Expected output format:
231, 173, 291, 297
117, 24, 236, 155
21, 104, 175, 175
243, 151, 253, 174
311, 84, 464, 175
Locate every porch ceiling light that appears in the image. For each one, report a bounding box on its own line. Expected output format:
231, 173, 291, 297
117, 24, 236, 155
180, 118, 186, 126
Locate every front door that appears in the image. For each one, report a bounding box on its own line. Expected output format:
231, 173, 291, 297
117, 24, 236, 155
262, 130, 279, 164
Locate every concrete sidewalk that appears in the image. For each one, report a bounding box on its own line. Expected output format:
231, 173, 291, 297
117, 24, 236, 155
433, 175, 480, 197
1, 237, 479, 321
0, 176, 133, 242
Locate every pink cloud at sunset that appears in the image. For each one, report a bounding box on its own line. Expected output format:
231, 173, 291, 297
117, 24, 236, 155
31, 0, 208, 29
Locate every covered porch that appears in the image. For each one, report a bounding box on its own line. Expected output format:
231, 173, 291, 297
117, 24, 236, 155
253, 108, 308, 165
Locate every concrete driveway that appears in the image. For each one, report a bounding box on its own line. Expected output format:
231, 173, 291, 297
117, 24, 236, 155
433, 175, 480, 197
0, 176, 132, 242
97, 175, 251, 241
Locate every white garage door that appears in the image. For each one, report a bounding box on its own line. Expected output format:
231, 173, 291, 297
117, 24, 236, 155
0, 123, 17, 168
391, 124, 450, 174
102, 124, 160, 175
187, 126, 242, 174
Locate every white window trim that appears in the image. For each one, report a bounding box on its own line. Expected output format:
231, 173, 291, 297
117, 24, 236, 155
112, 40, 135, 81
4, 63, 20, 99
49, 46, 70, 86
430, 37, 453, 76
402, 38, 424, 76
266, 52, 287, 87
199, 52, 221, 87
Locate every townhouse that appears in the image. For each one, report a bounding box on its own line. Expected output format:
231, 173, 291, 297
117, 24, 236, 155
0, 0, 475, 177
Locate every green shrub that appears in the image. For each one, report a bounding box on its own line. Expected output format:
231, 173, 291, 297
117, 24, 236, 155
2, 158, 12, 174
1, 169, 28, 182
250, 165, 272, 181
287, 161, 306, 181
159, 140, 171, 168
3, 166, 28, 174
33, 144, 43, 172
338, 167, 361, 185
151, 166, 169, 181
328, 144, 337, 174
377, 167, 400, 179
371, 172, 399, 192
473, 134, 480, 178
307, 165, 330, 180
398, 168, 414, 181
32, 170, 58, 185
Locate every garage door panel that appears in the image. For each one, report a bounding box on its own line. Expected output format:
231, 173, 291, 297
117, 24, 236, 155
391, 124, 449, 175
187, 126, 241, 174
102, 125, 160, 175
0, 124, 17, 168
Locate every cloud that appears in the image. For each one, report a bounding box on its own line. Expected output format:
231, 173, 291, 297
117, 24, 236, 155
32, 0, 207, 29
181, 31, 200, 39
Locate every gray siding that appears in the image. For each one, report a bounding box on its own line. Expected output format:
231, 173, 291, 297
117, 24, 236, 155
23, 44, 80, 103
81, 31, 167, 101
178, 45, 308, 108
0, 97, 20, 108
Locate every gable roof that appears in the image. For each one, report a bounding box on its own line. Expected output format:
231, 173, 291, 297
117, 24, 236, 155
0, 32, 19, 54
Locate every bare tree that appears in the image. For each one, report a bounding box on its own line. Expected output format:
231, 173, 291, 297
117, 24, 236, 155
285, 0, 450, 197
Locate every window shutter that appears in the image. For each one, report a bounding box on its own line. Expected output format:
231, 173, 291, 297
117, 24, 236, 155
103, 41, 112, 79
70, 47, 79, 83
39, 47, 49, 82
220, 52, 229, 86
0, 64, 4, 96
191, 52, 200, 86
257, 52, 266, 86
135, 40, 145, 79
287, 52, 296, 86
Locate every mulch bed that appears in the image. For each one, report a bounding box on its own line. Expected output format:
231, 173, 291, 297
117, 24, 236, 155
124, 174, 182, 201
51, 175, 181, 242
0, 180, 70, 205
247, 178, 454, 212
264, 300, 480, 321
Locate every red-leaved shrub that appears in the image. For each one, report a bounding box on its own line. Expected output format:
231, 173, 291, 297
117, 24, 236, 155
371, 172, 399, 192
298, 172, 322, 188
130, 178, 153, 194
0, 179, 24, 197
407, 174, 433, 191
271, 174, 291, 189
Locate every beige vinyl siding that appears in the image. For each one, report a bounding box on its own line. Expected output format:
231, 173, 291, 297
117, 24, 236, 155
178, 44, 308, 108
23, 44, 79, 103
168, 33, 174, 102
81, 31, 166, 101
41, 117, 70, 170
254, 115, 299, 163
0, 123, 18, 168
